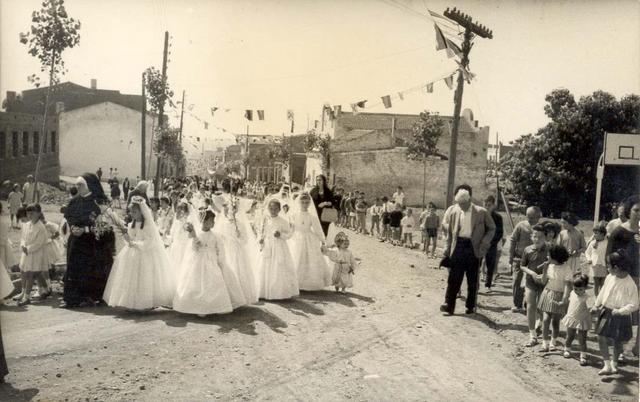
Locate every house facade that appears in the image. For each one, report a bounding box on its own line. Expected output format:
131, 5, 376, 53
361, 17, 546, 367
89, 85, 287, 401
312, 109, 490, 207
0, 112, 60, 185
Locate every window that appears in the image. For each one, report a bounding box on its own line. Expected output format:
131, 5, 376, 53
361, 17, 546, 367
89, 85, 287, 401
0, 132, 5, 159
12, 132, 19, 157
22, 131, 29, 156
51, 131, 57, 152
33, 131, 40, 154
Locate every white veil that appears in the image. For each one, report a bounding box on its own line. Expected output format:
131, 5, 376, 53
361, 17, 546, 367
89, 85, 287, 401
130, 196, 170, 255
290, 191, 326, 243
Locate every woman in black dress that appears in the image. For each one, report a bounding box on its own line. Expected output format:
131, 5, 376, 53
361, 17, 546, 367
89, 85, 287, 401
309, 174, 337, 237
62, 173, 113, 308
122, 177, 130, 201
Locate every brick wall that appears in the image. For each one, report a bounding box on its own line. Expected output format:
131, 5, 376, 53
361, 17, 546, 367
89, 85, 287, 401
0, 112, 60, 186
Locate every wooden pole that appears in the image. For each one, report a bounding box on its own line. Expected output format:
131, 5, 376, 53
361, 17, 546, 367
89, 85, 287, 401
178, 90, 185, 144
141, 72, 146, 180
154, 31, 169, 197
443, 8, 493, 208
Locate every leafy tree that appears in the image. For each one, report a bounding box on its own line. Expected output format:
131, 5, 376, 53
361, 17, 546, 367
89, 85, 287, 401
304, 130, 331, 174
502, 89, 640, 217
144, 66, 176, 193
405, 111, 445, 207
20, 0, 80, 201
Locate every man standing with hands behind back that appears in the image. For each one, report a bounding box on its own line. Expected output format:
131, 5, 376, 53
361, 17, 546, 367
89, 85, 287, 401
440, 184, 496, 315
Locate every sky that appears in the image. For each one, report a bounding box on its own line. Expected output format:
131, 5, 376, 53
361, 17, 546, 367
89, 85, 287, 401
1, 0, 638, 157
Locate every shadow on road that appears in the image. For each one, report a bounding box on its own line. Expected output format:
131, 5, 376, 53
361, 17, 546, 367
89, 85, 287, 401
268, 298, 325, 317
0, 382, 39, 402
297, 290, 375, 308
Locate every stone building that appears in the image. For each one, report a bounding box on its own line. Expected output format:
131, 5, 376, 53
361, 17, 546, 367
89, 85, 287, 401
314, 109, 490, 207
0, 111, 59, 186
4, 81, 160, 181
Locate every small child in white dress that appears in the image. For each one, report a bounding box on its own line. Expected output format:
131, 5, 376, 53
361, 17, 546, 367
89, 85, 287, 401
173, 210, 234, 316
167, 202, 192, 281
257, 199, 299, 300
103, 197, 173, 311
322, 232, 357, 293
17, 204, 51, 305
289, 193, 331, 291
561, 274, 591, 366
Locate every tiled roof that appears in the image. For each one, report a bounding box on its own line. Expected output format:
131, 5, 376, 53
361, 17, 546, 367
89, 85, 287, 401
6, 81, 144, 115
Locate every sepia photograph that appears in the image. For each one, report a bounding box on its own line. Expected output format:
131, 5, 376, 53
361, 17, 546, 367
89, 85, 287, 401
0, 0, 638, 400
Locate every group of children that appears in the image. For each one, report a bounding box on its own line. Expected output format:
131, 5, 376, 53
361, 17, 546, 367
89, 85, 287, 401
336, 193, 441, 255
48, 182, 360, 317
509, 208, 639, 375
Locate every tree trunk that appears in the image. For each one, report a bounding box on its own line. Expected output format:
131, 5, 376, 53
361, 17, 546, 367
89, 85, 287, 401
32, 50, 57, 203
422, 159, 427, 208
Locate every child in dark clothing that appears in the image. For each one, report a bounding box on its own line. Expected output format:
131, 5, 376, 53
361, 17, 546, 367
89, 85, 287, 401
389, 204, 404, 246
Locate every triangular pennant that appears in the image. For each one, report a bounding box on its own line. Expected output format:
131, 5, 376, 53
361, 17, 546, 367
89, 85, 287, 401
397, 92, 404, 101
188, 104, 194, 111
286, 109, 294, 121
356, 100, 367, 108
204, 122, 209, 129
434, 24, 448, 51
381, 95, 392, 109
426, 83, 434, 93
245, 110, 253, 121
257, 110, 265, 121
210, 107, 218, 116
444, 76, 454, 90
225, 109, 231, 113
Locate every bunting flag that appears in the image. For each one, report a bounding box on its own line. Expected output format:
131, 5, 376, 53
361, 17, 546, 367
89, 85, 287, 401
444, 76, 454, 90
210, 107, 218, 116
381, 95, 392, 109
356, 100, 367, 108
257, 110, 265, 121
188, 104, 195, 111
225, 109, 231, 113
398, 92, 404, 101
426, 83, 434, 93
204, 122, 209, 130
286, 109, 294, 121
245, 110, 253, 121
456, 61, 476, 84
433, 20, 462, 59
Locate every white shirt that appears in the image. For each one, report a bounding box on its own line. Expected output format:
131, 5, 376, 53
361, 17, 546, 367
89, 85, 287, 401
392, 192, 405, 206
594, 274, 639, 315
585, 238, 607, 266
401, 216, 416, 231
458, 205, 472, 238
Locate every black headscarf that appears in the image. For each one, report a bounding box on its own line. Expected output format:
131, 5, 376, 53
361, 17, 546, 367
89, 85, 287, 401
82, 173, 108, 204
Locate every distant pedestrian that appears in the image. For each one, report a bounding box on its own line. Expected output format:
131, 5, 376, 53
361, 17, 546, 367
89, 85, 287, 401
483, 195, 503, 292
420, 202, 439, 258
22, 175, 38, 204
8, 184, 23, 228
538, 244, 572, 352
380, 196, 393, 242
392, 186, 405, 208
122, 177, 131, 201
355, 193, 368, 234
440, 185, 496, 316
401, 208, 416, 248
96, 167, 103, 181
369, 198, 383, 237
585, 221, 608, 297
110, 178, 121, 209
389, 203, 403, 246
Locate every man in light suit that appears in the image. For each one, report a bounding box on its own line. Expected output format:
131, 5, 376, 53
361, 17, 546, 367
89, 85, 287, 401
440, 184, 496, 315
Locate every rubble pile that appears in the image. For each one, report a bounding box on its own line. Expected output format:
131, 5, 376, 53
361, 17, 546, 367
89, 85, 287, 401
39, 183, 69, 205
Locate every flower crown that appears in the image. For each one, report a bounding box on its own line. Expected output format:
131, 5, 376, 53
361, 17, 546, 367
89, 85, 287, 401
130, 195, 145, 205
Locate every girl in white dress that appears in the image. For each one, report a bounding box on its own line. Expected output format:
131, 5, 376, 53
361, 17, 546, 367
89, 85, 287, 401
322, 232, 357, 293
167, 202, 192, 281
173, 210, 234, 316
103, 196, 173, 310
157, 196, 174, 247
289, 193, 331, 291
17, 204, 51, 305
257, 198, 299, 300
215, 195, 259, 305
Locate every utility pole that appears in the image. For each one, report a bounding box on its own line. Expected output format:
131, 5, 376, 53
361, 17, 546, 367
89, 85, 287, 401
443, 7, 492, 207
141, 72, 146, 180
154, 30, 169, 197
178, 90, 185, 144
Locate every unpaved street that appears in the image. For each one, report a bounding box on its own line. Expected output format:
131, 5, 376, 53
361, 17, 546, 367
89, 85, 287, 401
1, 220, 638, 401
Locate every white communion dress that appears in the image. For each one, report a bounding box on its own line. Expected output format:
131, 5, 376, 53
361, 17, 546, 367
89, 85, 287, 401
257, 215, 299, 300
289, 210, 331, 290
167, 216, 191, 282
173, 230, 234, 315
103, 220, 174, 310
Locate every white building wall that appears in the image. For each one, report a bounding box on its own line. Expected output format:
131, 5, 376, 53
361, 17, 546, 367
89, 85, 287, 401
59, 102, 158, 181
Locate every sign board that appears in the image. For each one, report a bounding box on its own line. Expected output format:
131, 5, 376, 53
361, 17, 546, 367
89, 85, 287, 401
604, 133, 640, 166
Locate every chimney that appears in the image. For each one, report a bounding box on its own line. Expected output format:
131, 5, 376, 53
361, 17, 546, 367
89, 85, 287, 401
6, 91, 16, 102
90, 79, 97, 89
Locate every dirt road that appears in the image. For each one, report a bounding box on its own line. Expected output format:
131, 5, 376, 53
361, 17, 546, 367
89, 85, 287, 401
1, 214, 638, 401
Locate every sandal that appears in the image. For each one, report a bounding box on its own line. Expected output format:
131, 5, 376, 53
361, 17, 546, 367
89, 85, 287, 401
524, 338, 538, 347
598, 367, 612, 376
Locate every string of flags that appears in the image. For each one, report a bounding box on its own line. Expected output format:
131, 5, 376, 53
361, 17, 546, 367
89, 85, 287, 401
162, 9, 476, 130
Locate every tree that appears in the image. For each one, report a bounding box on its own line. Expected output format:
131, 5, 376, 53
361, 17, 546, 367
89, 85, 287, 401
20, 0, 81, 201
405, 111, 445, 207
144, 66, 175, 192
501, 89, 640, 217
304, 130, 332, 174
